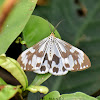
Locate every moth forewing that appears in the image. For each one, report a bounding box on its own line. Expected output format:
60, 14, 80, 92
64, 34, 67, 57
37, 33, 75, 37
55, 38, 91, 71
17, 37, 49, 71
71, 51, 91, 72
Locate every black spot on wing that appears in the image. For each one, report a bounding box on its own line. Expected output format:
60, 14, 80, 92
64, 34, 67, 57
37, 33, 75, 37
53, 67, 59, 73
52, 54, 60, 65
40, 66, 46, 72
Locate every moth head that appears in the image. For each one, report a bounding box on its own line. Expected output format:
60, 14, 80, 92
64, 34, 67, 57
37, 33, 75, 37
49, 32, 56, 42
50, 32, 55, 37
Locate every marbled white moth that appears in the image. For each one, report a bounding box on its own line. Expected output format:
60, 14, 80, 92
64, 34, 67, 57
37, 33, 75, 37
17, 32, 91, 76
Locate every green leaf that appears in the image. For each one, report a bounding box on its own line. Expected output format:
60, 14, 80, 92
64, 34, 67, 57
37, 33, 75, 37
42, 91, 97, 100
23, 15, 61, 47
0, 54, 28, 90
0, 85, 21, 100
61, 92, 97, 100
0, 0, 37, 54
0, 78, 7, 85
31, 73, 51, 86
42, 91, 60, 100
32, 0, 100, 95
27, 85, 49, 94
96, 96, 100, 100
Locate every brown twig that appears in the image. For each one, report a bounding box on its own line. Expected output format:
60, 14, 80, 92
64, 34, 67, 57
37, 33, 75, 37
0, 0, 17, 31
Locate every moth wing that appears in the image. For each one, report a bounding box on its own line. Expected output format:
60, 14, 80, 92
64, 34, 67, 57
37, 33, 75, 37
55, 38, 91, 71
33, 53, 49, 74
48, 41, 68, 76
17, 37, 49, 71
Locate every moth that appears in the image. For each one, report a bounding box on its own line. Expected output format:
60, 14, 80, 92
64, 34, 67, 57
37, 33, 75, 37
17, 32, 91, 76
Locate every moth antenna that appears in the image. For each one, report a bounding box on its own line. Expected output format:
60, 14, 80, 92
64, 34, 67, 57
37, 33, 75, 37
53, 20, 64, 33
47, 20, 53, 33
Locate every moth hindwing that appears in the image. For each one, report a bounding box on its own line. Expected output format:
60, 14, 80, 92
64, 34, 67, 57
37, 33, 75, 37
17, 32, 91, 76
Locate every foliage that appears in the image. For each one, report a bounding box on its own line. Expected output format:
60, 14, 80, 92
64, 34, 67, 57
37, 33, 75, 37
0, 0, 37, 54
42, 91, 98, 100
0, 0, 100, 100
